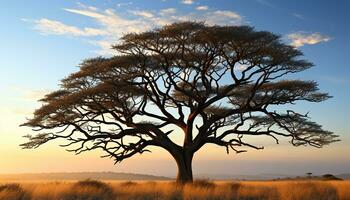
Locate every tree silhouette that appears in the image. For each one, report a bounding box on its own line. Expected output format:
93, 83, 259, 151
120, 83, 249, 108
21, 22, 339, 183
306, 172, 312, 179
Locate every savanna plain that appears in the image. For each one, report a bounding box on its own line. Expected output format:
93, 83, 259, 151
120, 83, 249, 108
0, 179, 349, 200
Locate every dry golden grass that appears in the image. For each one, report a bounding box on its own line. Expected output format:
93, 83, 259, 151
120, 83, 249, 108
0, 179, 349, 200
0, 184, 30, 200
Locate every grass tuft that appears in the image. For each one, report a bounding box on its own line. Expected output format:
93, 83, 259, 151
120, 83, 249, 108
0, 183, 30, 200
63, 179, 114, 200
192, 179, 216, 188
0, 180, 348, 200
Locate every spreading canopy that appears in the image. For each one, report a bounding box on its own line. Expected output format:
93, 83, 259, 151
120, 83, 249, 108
21, 22, 338, 180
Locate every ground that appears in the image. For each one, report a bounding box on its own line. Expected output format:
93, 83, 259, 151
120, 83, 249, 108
0, 179, 349, 200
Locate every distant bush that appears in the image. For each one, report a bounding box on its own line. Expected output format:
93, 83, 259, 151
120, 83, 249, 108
191, 179, 216, 188
62, 179, 114, 200
119, 181, 138, 187
73, 179, 110, 189
322, 174, 343, 181
0, 184, 30, 200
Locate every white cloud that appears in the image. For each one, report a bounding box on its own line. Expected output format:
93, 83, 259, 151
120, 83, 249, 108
235, 63, 250, 71
25, 4, 243, 56
196, 6, 208, 11
129, 10, 155, 18
197, 10, 242, 25
24, 89, 51, 101
287, 32, 331, 47
160, 8, 176, 15
89, 40, 116, 56
0, 87, 52, 120
213, 10, 241, 20
10, 87, 51, 101
117, 2, 133, 7
181, 0, 194, 5
64, 8, 107, 19
76, 2, 98, 11
63, 8, 152, 33
33, 18, 106, 36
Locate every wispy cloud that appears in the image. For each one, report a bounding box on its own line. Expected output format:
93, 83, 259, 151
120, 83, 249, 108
287, 32, 331, 47
235, 63, 250, 71
64, 8, 107, 19
24, 89, 51, 101
160, 8, 177, 15
181, 0, 194, 5
293, 13, 305, 20
10, 87, 51, 101
24, 2, 243, 55
117, 2, 133, 7
31, 18, 106, 36
212, 10, 241, 20
0, 87, 51, 118
129, 10, 155, 18
196, 6, 208, 11
76, 2, 98, 11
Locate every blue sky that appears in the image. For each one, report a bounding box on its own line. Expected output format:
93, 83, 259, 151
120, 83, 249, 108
0, 0, 349, 176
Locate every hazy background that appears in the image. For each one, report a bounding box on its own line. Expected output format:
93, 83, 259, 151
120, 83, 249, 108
0, 0, 349, 177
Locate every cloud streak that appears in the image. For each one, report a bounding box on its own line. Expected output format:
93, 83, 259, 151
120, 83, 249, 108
213, 10, 241, 20
24, 3, 244, 55
33, 18, 106, 36
160, 8, 177, 15
129, 10, 155, 18
287, 32, 331, 47
196, 6, 208, 11
181, 0, 194, 5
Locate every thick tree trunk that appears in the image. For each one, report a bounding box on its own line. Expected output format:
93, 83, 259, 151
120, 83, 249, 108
174, 150, 193, 183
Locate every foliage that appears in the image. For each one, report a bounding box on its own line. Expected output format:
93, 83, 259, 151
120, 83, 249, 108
21, 22, 339, 182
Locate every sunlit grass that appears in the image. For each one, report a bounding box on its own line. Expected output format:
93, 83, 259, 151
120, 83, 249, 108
0, 179, 349, 200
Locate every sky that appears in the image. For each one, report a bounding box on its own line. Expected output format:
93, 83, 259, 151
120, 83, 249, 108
0, 0, 349, 177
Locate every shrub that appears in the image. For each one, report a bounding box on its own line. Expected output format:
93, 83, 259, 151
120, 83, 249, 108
191, 179, 216, 188
0, 184, 31, 200
62, 179, 114, 200
119, 181, 138, 187
322, 174, 343, 181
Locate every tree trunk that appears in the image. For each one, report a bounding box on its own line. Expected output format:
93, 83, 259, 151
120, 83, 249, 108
174, 149, 193, 183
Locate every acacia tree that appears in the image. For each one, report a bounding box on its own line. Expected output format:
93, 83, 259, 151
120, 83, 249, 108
21, 22, 338, 183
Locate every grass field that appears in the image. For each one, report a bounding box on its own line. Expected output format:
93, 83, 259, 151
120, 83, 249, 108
0, 179, 349, 200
